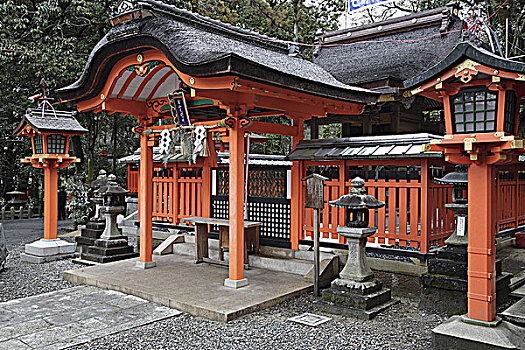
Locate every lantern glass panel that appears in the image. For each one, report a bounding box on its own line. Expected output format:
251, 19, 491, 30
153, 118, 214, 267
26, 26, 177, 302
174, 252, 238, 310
504, 90, 517, 134
451, 88, 497, 134
47, 134, 67, 154
34, 135, 43, 154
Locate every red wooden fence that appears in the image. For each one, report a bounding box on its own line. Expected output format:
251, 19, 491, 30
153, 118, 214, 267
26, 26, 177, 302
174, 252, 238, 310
127, 158, 524, 254
301, 160, 455, 253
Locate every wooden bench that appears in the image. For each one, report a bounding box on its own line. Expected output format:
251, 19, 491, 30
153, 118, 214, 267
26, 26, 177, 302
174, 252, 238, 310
181, 217, 261, 266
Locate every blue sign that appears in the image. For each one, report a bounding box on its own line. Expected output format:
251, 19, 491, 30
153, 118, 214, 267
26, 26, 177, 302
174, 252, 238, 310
168, 92, 191, 127
349, 0, 392, 12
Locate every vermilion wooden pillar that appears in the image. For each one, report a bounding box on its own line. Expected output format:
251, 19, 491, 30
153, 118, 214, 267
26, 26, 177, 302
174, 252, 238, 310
43, 166, 58, 240
467, 160, 496, 321
290, 118, 304, 250
137, 128, 155, 269
224, 116, 247, 288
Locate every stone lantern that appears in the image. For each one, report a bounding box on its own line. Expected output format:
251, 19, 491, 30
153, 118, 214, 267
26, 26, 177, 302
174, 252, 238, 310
322, 177, 398, 319
75, 170, 109, 256
14, 107, 87, 263
81, 174, 138, 263
436, 165, 468, 246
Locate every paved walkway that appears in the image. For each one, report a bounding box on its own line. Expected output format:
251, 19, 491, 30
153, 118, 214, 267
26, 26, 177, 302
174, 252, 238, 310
0, 286, 181, 350
64, 253, 313, 322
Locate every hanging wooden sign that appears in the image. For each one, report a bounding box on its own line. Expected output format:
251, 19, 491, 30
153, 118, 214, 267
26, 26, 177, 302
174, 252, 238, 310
168, 92, 191, 127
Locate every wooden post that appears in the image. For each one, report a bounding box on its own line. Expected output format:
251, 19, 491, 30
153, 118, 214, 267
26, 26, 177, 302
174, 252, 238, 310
310, 117, 319, 139
224, 114, 247, 288
291, 118, 304, 250
420, 159, 430, 254
43, 166, 58, 240
137, 128, 155, 269
467, 161, 497, 322
201, 134, 212, 219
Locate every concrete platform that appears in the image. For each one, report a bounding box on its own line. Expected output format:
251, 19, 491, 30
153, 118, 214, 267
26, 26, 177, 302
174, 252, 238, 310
63, 253, 312, 322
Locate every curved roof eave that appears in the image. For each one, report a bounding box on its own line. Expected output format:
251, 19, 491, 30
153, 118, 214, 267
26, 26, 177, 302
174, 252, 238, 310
404, 42, 525, 89
58, 33, 377, 105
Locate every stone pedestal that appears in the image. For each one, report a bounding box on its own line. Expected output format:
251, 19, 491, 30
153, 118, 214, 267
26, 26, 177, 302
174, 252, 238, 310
420, 203, 511, 314
420, 245, 511, 315
81, 205, 137, 263
20, 239, 76, 263
75, 221, 105, 254
433, 315, 525, 350
322, 226, 398, 320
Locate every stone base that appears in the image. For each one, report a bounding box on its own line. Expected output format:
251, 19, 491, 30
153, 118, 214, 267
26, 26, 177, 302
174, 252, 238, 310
224, 278, 249, 289
81, 236, 138, 263
136, 260, 156, 269
420, 245, 511, 315
21, 239, 76, 264
433, 315, 525, 350
321, 278, 398, 320
75, 221, 105, 254
420, 272, 512, 315
20, 252, 76, 264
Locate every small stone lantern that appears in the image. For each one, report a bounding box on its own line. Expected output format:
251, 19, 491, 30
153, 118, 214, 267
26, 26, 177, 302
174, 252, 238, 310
82, 174, 137, 263
94, 174, 128, 240
322, 177, 397, 319
435, 165, 468, 246
89, 170, 109, 222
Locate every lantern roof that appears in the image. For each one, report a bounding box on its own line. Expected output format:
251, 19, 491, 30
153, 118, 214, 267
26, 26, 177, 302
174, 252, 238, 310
404, 42, 525, 90
329, 177, 385, 210
14, 108, 87, 135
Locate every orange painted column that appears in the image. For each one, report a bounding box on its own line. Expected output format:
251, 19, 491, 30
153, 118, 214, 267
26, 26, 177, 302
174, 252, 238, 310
290, 118, 304, 250
137, 130, 155, 268
467, 161, 496, 321
224, 116, 247, 288
43, 165, 58, 240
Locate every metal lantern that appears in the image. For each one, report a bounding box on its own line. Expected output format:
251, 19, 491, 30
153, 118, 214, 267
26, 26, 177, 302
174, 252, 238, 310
329, 177, 385, 228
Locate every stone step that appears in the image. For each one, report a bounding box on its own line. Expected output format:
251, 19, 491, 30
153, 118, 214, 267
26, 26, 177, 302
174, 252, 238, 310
75, 236, 98, 247
428, 259, 467, 279
322, 287, 393, 311
248, 255, 313, 276
86, 245, 135, 257
86, 221, 105, 230
500, 296, 525, 327
80, 228, 104, 239
81, 251, 138, 263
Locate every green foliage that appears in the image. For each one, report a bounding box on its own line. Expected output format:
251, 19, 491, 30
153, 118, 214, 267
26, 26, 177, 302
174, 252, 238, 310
64, 175, 91, 227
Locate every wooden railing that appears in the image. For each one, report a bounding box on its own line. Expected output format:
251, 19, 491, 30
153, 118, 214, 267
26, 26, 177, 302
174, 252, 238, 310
302, 177, 454, 253
151, 165, 203, 224
0, 206, 42, 220
496, 166, 525, 232
128, 169, 139, 193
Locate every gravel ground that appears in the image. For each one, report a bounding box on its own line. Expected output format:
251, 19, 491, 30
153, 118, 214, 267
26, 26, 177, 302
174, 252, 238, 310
70, 295, 447, 350
0, 219, 81, 302
0, 240, 81, 302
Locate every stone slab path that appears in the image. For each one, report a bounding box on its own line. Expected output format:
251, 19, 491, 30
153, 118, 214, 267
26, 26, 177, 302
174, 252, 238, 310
0, 286, 181, 350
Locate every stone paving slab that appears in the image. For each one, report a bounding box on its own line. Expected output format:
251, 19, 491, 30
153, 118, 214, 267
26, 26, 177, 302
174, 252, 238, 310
64, 253, 313, 322
0, 286, 181, 350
